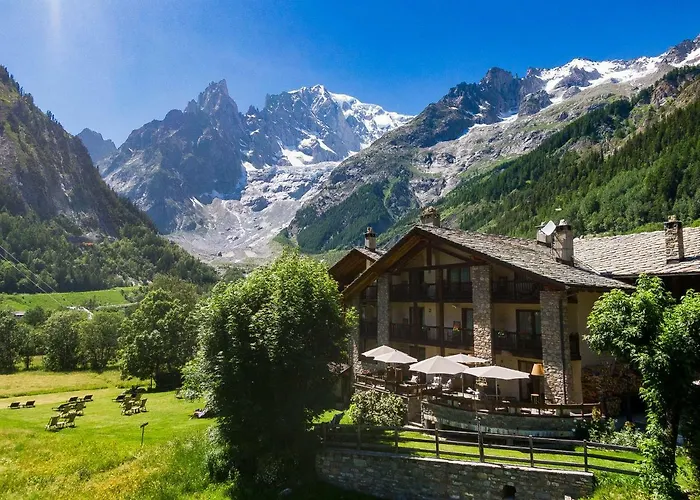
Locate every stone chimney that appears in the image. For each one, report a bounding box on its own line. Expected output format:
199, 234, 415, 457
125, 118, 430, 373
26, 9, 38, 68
664, 215, 684, 263
420, 207, 441, 227
553, 219, 573, 265
364, 227, 377, 251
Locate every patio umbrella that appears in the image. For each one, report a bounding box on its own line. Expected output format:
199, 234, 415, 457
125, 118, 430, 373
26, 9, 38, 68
445, 353, 488, 365
362, 345, 396, 359
463, 365, 530, 399
373, 350, 418, 365
409, 356, 465, 376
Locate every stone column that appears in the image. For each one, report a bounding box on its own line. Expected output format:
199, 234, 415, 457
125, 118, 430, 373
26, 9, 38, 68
377, 275, 391, 346
471, 265, 493, 363
348, 294, 361, 374
540, 290, 574, 404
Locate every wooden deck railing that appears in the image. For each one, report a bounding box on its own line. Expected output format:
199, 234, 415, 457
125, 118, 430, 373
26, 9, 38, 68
317, 424, 640, 476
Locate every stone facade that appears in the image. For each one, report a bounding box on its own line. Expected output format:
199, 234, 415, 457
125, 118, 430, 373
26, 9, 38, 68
472, 265, 493, 363
664, 217, 684, 262
317, 448, 594, 500
540, 290, 575, 404
422, 401, 579, 437
377, 274, 391, 345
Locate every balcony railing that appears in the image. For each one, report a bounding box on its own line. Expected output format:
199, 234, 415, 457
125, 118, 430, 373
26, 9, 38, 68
442, 281, 473, 302
492, 330, 543, 359
570, 333, 581, 361
361, 285, 378, 301
389, 324, 474, 349
360, 320, 378, 339
390, 283, 437, 302
491, 279, 541, 303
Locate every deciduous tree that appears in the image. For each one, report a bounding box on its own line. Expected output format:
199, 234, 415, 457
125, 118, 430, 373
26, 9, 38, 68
79, 311, 122, 371
189, 250, 354, 491
43, 311, 83, 371
587, 275, 700, 498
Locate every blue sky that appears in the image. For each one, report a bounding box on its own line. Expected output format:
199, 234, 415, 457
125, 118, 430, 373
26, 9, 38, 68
0, 0, 698, 145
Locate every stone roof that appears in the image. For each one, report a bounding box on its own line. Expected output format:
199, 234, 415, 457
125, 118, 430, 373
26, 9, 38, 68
417, 225, 632, 290
353, 246, 385, 260
574, 227, 700, 277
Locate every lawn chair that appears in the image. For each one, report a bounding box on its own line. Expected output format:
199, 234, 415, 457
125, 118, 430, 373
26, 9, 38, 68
113, 394, 126, 403
45, 416, 60, 431
138, 399, 147, 412
58, 414, 76, 428
329, 412, 344, 428
73, 402, 85, 416
67, 396, 78, 403
23, 400, 35, 408
121, 401, 133, 416
8, 402, 20, 409
52, 403, 69, 412
82, 395, 93, 403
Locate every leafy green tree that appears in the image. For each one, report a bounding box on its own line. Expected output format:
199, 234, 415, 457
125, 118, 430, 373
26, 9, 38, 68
22, 306, 49, 327
0, 310, 24, 373
43, 311, 83, 371
118, 289, 196, 388
79, 311, 122, 371
189, 250, 355, 491
17, 325, 41, 370
587, 275, 700, 498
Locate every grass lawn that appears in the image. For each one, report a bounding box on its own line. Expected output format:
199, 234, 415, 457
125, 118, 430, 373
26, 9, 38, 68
0, 369, 148, 399
0, 387, 223, 499
0, 287, 135, 312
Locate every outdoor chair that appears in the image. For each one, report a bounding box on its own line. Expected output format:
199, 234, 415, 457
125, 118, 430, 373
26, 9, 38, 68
23, 400, 35, 408
8, 402, 20, 409
138, 399, 147, 412
113, 394, 126, 403
82, 395, 93, 403
67, 396, 78, 403
73, 402, 85, 416
58, 414, 76, 428
52, 403, 69, 412
121, 401, 134, 416
329, 412, 344, 428
45, 416, 60, 431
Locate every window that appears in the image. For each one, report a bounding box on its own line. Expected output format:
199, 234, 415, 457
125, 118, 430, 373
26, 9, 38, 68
447, 267, 470, 283
409, 345, 426, 361
461, 308, 474, 332
516, 310, 541, 336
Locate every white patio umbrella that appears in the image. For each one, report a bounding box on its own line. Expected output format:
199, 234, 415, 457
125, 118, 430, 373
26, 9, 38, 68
374, 350, 418, 365
463, 365, 531, 399
362, 345, 396, 359
445, 353, 488, 365
409, 355, 466, 375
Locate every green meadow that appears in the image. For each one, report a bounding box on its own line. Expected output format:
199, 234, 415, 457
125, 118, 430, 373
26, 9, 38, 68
0, 287, 135, 312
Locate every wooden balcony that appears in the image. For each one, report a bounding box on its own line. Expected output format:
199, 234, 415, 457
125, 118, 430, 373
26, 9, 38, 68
389, 324, 474, 349
491, 279, 541, 303
390, 283, 437, 302
492, 330, 543, 359
360, 320, 377, 339
442, 281, 473, 302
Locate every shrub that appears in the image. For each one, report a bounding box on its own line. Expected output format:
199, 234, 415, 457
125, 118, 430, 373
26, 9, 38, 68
348, 389, 406, 427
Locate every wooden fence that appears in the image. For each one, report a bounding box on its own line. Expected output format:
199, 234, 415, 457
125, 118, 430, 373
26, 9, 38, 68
318, 424, 640, 476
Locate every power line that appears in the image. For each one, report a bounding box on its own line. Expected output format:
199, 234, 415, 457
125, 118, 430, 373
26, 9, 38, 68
0, 244, 65, 308
0, 241, 62, 295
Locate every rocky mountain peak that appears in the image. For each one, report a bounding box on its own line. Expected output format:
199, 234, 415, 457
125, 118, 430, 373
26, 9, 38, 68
480, 67, 516, 89
77, 128, 117, 164
187, 79, 238, 116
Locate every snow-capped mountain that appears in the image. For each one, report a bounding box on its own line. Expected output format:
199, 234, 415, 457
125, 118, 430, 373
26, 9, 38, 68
98, 81, 411, 259
290, 35, 700, 251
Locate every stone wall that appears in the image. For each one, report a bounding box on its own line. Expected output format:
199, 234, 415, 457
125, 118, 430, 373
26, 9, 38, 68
540, 290, 575, 404
422, 401, 578, 437
472, 265, 493, 362
317, 448, 594, 500
377, 274, 391, 345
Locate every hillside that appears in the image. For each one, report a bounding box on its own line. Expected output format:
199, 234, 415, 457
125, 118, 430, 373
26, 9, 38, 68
406, 66, 700, 240
0, 66, 216, 292
290, 35, 700, 253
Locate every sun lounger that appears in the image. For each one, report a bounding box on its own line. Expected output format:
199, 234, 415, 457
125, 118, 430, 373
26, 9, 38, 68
58, 414, 76, 428
23, 400, 35, 408
73, 402, 85, 416
329, 411, 344, 428
121, 401, 133, 415
113, 394, 126, 403
52, 403, 69, 412
138, 399, 147, 412
82, 395, 93, 402
8, 402, 20, 409
45, 416, 60, 431
67, 396, 78, 403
